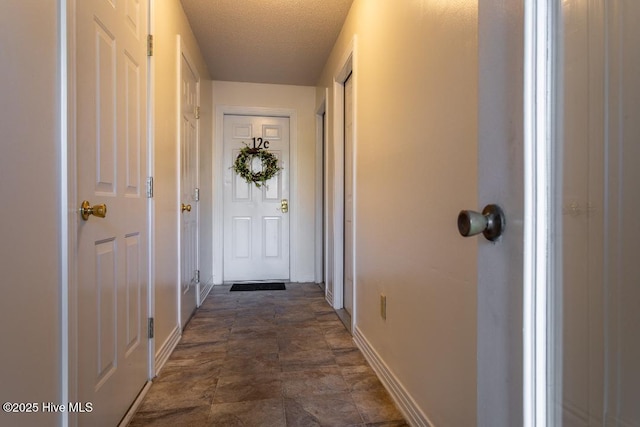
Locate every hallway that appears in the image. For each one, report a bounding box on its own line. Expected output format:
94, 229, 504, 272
129, 284, 406, 426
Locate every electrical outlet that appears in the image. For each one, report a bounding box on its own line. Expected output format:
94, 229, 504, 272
380, 294, 387, 320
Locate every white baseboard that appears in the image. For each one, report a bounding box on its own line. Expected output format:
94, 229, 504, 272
353, 326, 434, 427
199, 278, 214, 306
295, 273, 316, 283
118, 381, 152, 427
154, 324, 181, 375
119, 324, 182, 425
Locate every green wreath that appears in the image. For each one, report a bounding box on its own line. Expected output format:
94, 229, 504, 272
233, 145, 282, 188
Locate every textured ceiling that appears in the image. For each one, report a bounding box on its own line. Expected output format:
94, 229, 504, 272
180, 0, 354, 86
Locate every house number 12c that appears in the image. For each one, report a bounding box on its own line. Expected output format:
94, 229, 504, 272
252, 137, 270, 149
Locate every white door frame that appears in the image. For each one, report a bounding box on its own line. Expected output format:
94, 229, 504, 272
330, 37, 357, 325
147, 0, 156, 380
213, 105, 299, 284
61, 2, 73, 420
523, 0, 556, 425
315, 90, 328, 286
62, 0, 154, 422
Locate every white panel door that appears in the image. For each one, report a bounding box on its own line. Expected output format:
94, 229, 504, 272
343, 74, 354, 315
75, 0, 149, 425
179, 51, 199, 327
223, 115, 290, 281
476, 2, 525, 424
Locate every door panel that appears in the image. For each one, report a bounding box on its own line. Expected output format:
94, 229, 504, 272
94, 239, 117, 383
125, 234, 143, 353
223, 115, 290, 281
76, 0, 149, 425
180, 52, 199, 328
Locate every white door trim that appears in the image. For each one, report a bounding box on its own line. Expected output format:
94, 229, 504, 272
60, 2, 72, 423
332, 68, 345, 311
64, 1, 82, 420
331, 36, 357, 326
213, 105, 298, 284
147, 0, 156, 380
315, 89, 328, 286
523, 0, 556, 425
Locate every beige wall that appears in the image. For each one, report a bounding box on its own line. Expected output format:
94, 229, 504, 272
317, 0, 478, 424
0, 2, 61, 426
153, 0, 212, 357
211, 81, 317, 283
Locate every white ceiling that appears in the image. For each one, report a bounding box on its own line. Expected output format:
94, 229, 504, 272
180, 0, 354, 86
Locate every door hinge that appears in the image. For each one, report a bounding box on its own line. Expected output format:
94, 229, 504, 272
194, 106, 200, 120
148, 317, 154, 339
194, 188, 200, 202
146, 176, 154, 198
195, 270, 200, 283
147, 34, 153, 56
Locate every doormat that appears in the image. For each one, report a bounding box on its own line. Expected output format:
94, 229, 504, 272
230, 282, 286, 292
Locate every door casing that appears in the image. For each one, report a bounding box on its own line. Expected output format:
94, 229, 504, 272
328, 36, 357, 328
315, 90, 329, 286
343, 73, 355, 316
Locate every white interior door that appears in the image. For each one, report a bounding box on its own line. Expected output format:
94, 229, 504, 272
476, 2, 526, 425
223, 115, 290, 282
75, 0, 149, 425
551, 2, 640, 425
343, 74, 354, 315
179, 49, 199, 327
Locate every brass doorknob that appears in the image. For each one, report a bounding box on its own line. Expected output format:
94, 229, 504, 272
181, 203, 192, 213
80, 200, 107, 221
280, 199, 289, 213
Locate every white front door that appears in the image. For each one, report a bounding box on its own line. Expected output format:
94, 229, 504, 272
223, 115, 290, 282
179, 49, 199, 327
75, 0, 149, 425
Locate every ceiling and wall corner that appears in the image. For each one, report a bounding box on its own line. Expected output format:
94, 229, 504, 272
179, 0, 355, 86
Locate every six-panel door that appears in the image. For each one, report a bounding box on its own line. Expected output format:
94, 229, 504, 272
75, 0, 149, 425
223, 115, 290, 282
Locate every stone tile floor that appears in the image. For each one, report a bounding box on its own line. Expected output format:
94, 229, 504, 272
128, 283, 407, 426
